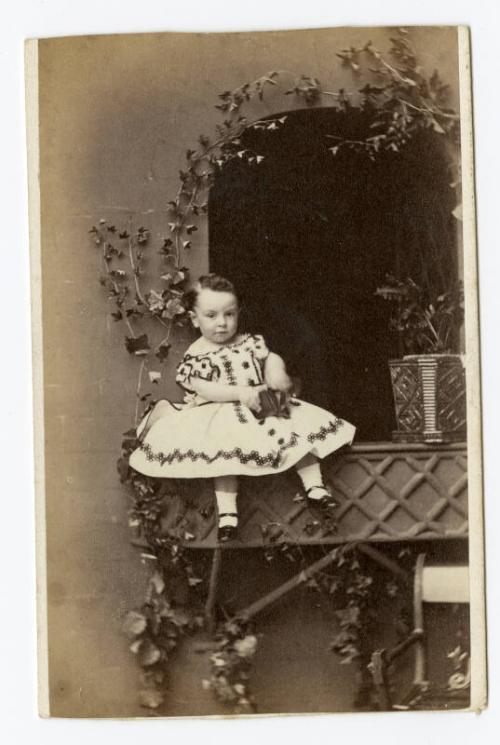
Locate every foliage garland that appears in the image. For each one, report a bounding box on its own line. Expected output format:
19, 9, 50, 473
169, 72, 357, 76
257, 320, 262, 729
89, 28, 461, 713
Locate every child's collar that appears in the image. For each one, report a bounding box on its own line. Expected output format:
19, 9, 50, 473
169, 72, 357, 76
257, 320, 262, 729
187, 333, 251, 356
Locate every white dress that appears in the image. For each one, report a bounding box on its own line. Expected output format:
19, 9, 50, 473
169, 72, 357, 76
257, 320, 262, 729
129, 333, 356, 478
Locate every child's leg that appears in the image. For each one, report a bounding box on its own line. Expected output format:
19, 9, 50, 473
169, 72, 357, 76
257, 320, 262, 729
214, 475, 238, 528
295, 453, 328, 500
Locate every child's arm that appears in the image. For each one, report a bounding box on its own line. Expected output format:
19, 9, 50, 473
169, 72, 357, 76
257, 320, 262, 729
190, 378, 265, 411
264, 352, 293, 392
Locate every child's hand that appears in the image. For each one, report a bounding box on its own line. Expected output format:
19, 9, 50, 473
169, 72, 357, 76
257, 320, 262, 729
239, 385, 266, 412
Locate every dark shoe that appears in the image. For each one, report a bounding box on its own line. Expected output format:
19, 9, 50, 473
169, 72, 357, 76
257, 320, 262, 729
217, 512, 238, 543
305, 486, 340, 512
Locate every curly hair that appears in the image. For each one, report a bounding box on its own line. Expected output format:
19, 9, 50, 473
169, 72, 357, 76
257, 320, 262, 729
183, 273, 240, 312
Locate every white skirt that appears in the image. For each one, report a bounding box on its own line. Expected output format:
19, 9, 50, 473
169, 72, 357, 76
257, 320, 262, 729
129, 397, 355, 479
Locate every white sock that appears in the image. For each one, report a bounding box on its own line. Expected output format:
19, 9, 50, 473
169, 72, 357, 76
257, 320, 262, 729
215, 490, 238, 527
295, 457, 328, 500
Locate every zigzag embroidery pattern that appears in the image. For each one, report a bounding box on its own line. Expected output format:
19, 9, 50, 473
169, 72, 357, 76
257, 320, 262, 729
138, 418, 344, 469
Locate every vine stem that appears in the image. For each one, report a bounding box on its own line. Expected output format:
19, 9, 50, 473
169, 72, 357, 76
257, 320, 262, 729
127, 227, 148, 307
373, 53, 417, 87
124, 317, 135, 337
101, 242, 137, 338
123, 220, 171, 331
326, 134, 375, 148
396, 97, 459, 121
134, 358, 147, 425
158, 321, 173, 349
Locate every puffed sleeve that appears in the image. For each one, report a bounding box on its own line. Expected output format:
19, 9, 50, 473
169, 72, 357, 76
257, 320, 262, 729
175, 354, 221, 392
250, 334, 270, 361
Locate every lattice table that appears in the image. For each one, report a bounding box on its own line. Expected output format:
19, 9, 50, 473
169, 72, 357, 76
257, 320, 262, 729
158, 442, 468, 549
144, 442, 468, 628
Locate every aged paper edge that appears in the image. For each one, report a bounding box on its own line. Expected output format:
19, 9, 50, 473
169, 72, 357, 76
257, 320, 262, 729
25, 38, 50, 718
26, 26, 487, 719
458, 26, 488, 712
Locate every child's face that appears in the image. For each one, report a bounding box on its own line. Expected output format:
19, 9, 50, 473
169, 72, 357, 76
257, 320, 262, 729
190, 288, 239, 344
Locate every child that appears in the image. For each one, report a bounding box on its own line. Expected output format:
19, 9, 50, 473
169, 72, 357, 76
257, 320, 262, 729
129, 274, 355, 542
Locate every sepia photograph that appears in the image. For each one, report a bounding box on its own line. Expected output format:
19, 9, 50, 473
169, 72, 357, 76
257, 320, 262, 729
26, 23, 485, 719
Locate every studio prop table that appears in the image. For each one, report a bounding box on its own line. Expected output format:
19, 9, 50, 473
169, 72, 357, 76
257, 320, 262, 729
152, 441, 468, 627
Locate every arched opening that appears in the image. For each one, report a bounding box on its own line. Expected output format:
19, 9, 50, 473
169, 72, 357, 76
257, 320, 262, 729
209, 108, 458, 440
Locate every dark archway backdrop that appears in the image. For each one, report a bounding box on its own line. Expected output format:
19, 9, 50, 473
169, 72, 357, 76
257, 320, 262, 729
209, 108, 458, 441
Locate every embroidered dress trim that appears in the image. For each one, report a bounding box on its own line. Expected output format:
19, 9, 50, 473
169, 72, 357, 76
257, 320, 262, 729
220, 354, 237, 386
139, 436, 298, 469
137, 419, 344, 470
233, 402, 249, 424
307, 419, 344, 443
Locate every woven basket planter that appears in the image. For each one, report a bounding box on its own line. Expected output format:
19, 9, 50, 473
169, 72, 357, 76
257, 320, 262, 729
389, 354, 466, 443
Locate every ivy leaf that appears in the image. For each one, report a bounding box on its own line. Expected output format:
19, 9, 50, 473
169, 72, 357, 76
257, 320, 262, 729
386, 581, 399, 598
170, 609, 190, 627
111, 310, 123, 322
431, 118, 445, 134
123, 610, 147, 638
148, 289, 165, 313
161, 269, 185, 285
185, 224, 197, 235
148, 371, 162, 384
162, 298, 185, 319
156, 343, 171, 362
138, 688, 164, 709
125, 334, 150, 355
138, 639, 162, 667
233, 635, 258, 658
116, 455, 130, 483
182, 240, 191, 251
339, 644, 360, 664
335, 606, 361, 628
110, 269, 127, 281
150, 571, 165, 594
119, 231, 130, 239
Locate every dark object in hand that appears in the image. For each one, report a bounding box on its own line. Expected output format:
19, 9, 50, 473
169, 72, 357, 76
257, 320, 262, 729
254, 389, 290, 420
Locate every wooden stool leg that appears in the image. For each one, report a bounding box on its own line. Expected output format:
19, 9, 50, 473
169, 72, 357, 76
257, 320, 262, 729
204, 546, 222, 635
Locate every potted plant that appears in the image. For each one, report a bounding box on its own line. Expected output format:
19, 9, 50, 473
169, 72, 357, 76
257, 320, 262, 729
376, 275, 466, 443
